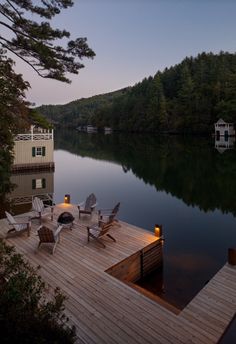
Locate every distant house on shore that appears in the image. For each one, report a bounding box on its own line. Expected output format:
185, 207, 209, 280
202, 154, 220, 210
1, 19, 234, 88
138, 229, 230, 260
12, 125, 54, 172
214, 118, 235, 137
104, 127, 112, 134
86, 125, 97, 133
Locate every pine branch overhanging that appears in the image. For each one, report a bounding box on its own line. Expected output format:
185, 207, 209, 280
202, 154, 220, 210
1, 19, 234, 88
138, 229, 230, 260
0, 0, 95, 83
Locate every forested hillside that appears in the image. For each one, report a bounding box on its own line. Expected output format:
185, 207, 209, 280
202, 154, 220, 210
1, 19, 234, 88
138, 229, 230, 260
37, 88, 129, 128
39, 52, 236, 134
92, 52, 236, 134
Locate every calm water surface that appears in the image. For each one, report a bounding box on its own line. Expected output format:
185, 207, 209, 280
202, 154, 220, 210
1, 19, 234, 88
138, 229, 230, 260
8, 130, 236, 309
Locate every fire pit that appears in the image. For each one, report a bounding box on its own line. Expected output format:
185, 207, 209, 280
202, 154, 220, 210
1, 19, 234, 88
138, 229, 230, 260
57, 212, 74, 229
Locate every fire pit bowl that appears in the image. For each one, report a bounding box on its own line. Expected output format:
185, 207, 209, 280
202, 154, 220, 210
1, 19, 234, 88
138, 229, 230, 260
57, 212, 74, 229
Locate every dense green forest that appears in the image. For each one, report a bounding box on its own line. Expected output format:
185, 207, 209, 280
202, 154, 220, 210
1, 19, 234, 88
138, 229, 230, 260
37, 88, 129, 128
39, 52, 236, 134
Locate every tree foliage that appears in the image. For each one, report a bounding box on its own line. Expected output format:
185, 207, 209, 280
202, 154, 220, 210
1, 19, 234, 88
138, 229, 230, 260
0, 0, 95, 83
0, 49, 30, 135
0, 1, 95, 205
37, 88, 130, 128
0, 49, 30, 212
0, 239, 76, 343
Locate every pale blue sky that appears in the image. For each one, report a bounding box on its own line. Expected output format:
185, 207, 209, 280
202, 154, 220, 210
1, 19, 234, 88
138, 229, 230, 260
13, 0, 236, 106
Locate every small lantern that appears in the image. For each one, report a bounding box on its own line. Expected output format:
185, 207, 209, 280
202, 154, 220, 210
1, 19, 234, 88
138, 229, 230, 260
154, 224, 162, 238
64, 194, 70, 204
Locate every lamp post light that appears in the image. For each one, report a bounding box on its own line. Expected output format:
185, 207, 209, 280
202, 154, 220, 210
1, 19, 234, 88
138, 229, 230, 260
64, 194, 70, 204
154, 224, 163, 239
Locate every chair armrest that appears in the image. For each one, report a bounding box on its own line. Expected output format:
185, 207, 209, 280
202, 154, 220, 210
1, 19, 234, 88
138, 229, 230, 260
14, 222, 30, 226
44, 204, 54, 210
54, 225, 63, 238
42, 206, 54, 221
98, 220, 107, 227
36, 225, 43, 233
42, 206, 54, 214
91, 202, 97, 210
78, 201, 85, 207
87, 224, 100, 232
15, 216, 31, 221
100, 211, 114, 215
11, 221, 30, 227
99, 208, 113, 212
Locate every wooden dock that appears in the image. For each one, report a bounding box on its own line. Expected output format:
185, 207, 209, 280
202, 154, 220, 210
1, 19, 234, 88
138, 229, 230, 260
0, 203, 236, 343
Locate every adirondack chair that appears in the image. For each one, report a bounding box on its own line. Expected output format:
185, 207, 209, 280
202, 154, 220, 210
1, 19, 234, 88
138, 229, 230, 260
37, 225, 63, 254
32, 197, 54, 223
87, 219, 116, 248
78, 193, 97, 219
98, 202, 120, 226
5, 211, 31, 237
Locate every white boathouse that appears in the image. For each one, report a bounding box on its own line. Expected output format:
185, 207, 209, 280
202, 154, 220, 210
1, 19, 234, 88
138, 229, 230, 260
215, 118, 235, 137
12, 125, 54, 172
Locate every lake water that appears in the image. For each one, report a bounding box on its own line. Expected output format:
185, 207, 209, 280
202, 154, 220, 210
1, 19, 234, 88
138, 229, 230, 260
6, 129, 236, 309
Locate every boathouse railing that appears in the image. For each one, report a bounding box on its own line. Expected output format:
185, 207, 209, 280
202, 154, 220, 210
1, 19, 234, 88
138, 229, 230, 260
15, 131, 53, 141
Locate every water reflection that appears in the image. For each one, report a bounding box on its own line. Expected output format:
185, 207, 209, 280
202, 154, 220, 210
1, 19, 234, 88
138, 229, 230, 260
55, 129, 236, 216
215, 135, 235, 154
7, 171, 54, 215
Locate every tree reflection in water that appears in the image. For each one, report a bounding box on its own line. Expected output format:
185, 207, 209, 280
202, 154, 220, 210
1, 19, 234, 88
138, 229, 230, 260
55, 129, 236, 216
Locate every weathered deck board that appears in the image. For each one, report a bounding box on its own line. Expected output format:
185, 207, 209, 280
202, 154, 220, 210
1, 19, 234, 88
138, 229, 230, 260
180, 260, 236, 343
1, 203, 236, 343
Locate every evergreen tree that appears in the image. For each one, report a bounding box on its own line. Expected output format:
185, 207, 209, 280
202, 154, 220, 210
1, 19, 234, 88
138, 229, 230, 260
0, 0, 95, 83
0, 240, 76, 343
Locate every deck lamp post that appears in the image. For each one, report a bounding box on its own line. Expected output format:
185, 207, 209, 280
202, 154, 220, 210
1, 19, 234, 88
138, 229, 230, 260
228, 248, 236, 265
64, 194, 70, 204
154, 224, 163, 238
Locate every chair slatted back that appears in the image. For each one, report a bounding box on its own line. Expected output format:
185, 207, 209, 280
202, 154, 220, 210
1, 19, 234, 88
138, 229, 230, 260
33, 197, 44, 212
84, 193, 96, 211
5, 211, 16, 225
99, 221, 114, 237
112, 202, 120, 216
38, 226, 55, 243
107, 202, 120, 222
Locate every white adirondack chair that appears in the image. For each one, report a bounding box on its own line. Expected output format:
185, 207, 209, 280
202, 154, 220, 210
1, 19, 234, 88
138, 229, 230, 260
5, 211, 31, 237
32, 197, 54, 223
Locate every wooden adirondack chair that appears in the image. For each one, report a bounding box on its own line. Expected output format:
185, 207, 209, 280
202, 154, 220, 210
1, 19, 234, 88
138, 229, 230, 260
37, 225, 63, 254
78, 193, 97, 218
87, 220, 116, 248
32, 197, 54, 224
5, 211, 31, 237
98, 202, 120, 226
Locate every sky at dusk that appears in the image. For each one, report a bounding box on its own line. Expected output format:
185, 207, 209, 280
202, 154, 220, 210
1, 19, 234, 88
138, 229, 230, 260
13, 0, 236, 106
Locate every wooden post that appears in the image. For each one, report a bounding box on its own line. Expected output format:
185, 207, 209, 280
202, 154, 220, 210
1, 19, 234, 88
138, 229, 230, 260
50, 206, 54, 221
228, 248, 236, 265
140, 250, 144, 279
